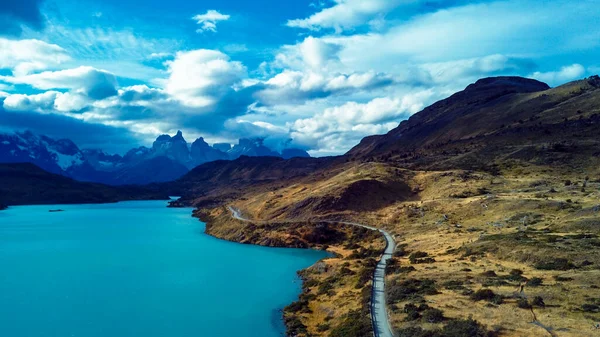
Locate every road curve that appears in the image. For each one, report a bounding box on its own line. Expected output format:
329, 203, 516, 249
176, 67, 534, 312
227, 206, 396, 337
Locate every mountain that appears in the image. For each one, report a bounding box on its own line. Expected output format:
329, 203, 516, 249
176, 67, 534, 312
0, 130, 311, 185
190, 137, 229, 166
152, 130, 192, 166
0, 163, 167, 207
0, 131, 85, 175
166, 76, 600, 337
169, 75, 600, 217
348, 76, 600, 172
281, 148, 311, 159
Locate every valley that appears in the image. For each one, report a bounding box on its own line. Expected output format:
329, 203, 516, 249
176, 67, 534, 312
171, 76, 600, 336
2, 76, 600, 336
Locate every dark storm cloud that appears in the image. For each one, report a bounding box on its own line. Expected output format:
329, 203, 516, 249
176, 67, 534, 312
0, 104, 141, 153
0, 0, 45, 36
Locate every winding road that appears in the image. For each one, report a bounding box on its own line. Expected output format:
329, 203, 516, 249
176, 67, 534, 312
227, 206, 396, 337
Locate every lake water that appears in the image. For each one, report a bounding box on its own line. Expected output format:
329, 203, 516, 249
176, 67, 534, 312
0, 200, 328, 337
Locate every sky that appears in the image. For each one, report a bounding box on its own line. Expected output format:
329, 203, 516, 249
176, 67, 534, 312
1, 0, 599, 155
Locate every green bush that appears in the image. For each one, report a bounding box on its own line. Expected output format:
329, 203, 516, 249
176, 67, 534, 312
442, 318, 497, 337
316, 323, 330, 332
581, 304, 600, 313
409, 251, 429, 263
404, 303, 421, 321
527, 277, 543, 287
396, 318, 497, 337
471, 289, 503, 304
443, 280, 466, 291
531, 296, 545, 308
516, 298, 531, 309
480, 270, 497, 277
388, 278, 439, 303
534, 258, 576, 270
329, 310, 372, 337
422, 308, 445, 323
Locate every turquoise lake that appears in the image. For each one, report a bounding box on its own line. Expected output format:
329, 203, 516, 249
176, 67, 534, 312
0, 200, 328, 337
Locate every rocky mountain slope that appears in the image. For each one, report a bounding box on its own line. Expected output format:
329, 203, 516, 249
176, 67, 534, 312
170, 76, 600, 337
348, 76, 600, 172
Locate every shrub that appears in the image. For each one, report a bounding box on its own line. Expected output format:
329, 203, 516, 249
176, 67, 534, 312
388, 278, 439, 303
394, 243, 409, 257
443, 280, 466, 291
284, 316, 308, 336
396, 318, 497, 337
318, 281, 334, 295
581, 304, 600, 313
517, 298, 531, 309
329, 310, 372, 337
422, 308, 445, 323
471, 289, 503, 304
396, 327, 442, 337
404, 303, 421, 321
507, 269, 526, 282
531, 296, 545, 308
409, 251, 430, 263
527, 277, 543, 287
355, 266, 374, 289
534, 258, 576, 270
480, 270, 497, 277
442, 318, 497, 337
553, 275, 574, 282
316, 323, 330, 332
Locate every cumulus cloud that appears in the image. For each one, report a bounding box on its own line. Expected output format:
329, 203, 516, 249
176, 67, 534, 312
165, 49, 247, 107
1, 66, 118, 100
289, 91, 437, 154
259, 69, 393, 104
3, 91, 60, 112
0, 38, 71, 76
420, 54, 537, 84
287, 0, 402, 32
530, 64, 586, 87
192, 10, 230, 33
3, 91, 90, 113
0, 105, 140, 154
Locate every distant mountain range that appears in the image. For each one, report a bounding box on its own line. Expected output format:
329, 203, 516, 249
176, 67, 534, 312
0, 130, 309, 185
0, 163, 168, 206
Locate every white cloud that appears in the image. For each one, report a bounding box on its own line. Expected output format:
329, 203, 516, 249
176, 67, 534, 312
223, 44, 249, 54
530, 64, 586, 87
287, 0, 401, 32
298, 36, 341, 69
0, 38, 71, 76
3, 91, 60, 112
165, 49, 246, 107
3, 90, 91, 113
419, 54, 537, 84
53, 92, 90, 112
289, 90, 436, 153
1, 66, 118, 99
192, 10, 230, 33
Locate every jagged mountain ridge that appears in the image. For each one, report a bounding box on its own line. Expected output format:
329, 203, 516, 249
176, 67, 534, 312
0, 130, 310, 185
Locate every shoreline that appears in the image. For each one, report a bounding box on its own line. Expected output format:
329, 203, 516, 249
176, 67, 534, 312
195, 205, 396, 337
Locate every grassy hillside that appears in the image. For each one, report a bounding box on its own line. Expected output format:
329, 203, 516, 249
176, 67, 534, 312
170, 76, 600, 336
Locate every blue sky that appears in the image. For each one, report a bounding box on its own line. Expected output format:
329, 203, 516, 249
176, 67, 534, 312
1, 0, 599, 155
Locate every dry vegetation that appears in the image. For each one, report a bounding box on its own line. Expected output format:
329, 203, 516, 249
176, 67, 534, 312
193, 160, 600, 336
181, 77, 600, 337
